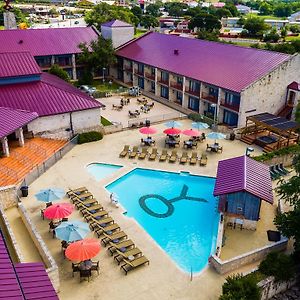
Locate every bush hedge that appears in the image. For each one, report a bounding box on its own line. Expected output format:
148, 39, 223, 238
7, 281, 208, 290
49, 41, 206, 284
187, 113, 214, 126
253, 144, 300, 162
77, 131, 103, 144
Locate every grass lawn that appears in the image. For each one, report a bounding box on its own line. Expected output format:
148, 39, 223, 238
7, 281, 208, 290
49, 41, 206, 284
232, 41, 254, 47
92, 80, 123, 92
246, 13, 287, 20
285, 35, 300, 42
135, 29, 147, 38
101, 116, 112, 126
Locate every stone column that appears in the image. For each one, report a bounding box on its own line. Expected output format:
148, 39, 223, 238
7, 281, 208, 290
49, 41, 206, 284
71, 54, 77, 81
3, 12, 17, 29
182, 76, 188, 109
51, 56, 55, 66
17, 128, 25, 147
216, 88, 222, 124
1, 137, 9, 157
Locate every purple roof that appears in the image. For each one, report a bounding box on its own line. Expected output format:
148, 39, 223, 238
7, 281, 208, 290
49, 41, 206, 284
0, 107, 38, 139
0, 73, 102, 117
288, 81, 300, 91
0, 27, 99, 56
213, 155, 273, 204
117, 32, 291, 92
0, 52, 41, 78
102, 19, 133, 28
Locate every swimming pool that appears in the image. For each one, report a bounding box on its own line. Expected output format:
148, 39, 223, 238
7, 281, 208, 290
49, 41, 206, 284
87, 163, 122, 181
105, 168, 219, 273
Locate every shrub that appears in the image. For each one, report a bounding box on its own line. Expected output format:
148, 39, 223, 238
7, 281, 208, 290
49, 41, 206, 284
101, 116, 112, 126
77, 131, 103, 144
48, 64, 70, 82
187, 113, 214, 126
258, 251, 296, 282
219, 274, 260, 300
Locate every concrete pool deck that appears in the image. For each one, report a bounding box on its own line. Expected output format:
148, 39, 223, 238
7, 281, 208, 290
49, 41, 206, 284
19, 119, 282, 300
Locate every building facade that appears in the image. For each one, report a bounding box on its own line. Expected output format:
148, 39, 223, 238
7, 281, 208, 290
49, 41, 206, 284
112, 32, 300, 128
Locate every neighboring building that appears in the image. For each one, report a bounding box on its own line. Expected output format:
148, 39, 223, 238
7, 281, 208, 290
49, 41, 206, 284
101, 20, 134, 48
264, 19, 289, 29
214, 155, 273, 230
0, 27, 100, 80
112, 32, 300, 128
0, 52, 102, 156
236, 4, 251, 14
221, 17, 240, 28
289, 11, 300, 22
213, 2, 225, 8
175, 20, 191, 33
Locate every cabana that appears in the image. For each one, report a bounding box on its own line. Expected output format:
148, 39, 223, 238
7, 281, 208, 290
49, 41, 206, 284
214, 155, 273, 230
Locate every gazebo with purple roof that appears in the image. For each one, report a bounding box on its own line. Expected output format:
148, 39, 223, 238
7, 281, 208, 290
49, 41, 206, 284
214, 155, 273, 230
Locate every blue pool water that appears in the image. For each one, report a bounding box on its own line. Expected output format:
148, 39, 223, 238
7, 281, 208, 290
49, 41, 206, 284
87, 163, 122, 181
105, 168, 219, 273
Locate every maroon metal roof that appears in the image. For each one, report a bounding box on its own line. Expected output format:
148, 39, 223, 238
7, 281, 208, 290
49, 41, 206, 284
288, 81, 300, 91
0, 52, 41, 78
0, 27, 99, 56
0, 73, 102, 117
117, 32, 291, 92
213, 155, 273, 204
101, 20, 133, 28
0, 107, 38, 139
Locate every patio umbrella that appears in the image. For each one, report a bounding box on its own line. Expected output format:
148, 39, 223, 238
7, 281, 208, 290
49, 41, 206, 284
163, 128, 181, 135
192, 122, 209, 130
55, 221, 90, 242
44, 203, 74, 220
65, 238, 101, 261
35, 188, 65, 203
164, 121, 182, 128
182, 129, 201, 137
139, 126, 157, 135
207, 132, 226, 143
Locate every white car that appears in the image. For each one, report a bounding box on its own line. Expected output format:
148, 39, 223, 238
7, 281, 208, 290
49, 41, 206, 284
79, 85, 97, 96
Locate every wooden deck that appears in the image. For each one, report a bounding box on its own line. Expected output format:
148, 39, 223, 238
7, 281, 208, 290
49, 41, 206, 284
0, 138, 67, 186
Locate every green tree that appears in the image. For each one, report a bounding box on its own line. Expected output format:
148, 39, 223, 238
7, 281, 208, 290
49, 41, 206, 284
224, 3, 239, 17
145, 3, 161, 17
164, 2, 188, 17
189, 13, 221, 32
263, 28, 280, 43
131, 6, 143, 19
281, 27, 287, 40
259, 2, 273, 15
48, 64, 70, 82
197, 29, 220, 41
215, 8, 232, 19
243, 16, 269, 38
274, 3, 292, 18
84, 3, 137, 28
140, 15, 158, 29
295, 103, 300, 124
289, 24, 300, 34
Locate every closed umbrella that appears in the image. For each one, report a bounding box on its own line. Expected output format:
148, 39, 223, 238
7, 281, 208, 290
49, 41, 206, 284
55, 221, 90, 242
192, 122, 209, 130
139, 127, 157, 135
44, 203, 74, 220
207, 132, 226, 143
65, 238, 101, 261
35, 188, 65, 203
164, 121, 182, 128
163, 128, 181, 135
182, 129, 200, 137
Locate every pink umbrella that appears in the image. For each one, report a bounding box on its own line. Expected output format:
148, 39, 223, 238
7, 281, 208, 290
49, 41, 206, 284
44, 203, 74, 220
163, 128, 181, 135
139, 127, 157, 135
182, 129, 201, 137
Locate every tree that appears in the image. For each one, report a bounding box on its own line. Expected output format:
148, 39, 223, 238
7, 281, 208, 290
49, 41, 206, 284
164, 2, 188, 17
48, 65, 70, 82
84, 3, 137, 28
263, 28, 280, 43
145, 3, 161, 17
224, 3, 239, 17
215, 8, 232, 19
77, 36, 116, 83
289, 24, 300, 34
189, 13, 221, 32
295, 102, 300, 124
140, 15, 158, 29
281, 27, 287, 40
274, 4, 292, 18
243, 17, 269, 38
259, 2, 273, 15
197, 29, 219, 41
131, 6, 142, 19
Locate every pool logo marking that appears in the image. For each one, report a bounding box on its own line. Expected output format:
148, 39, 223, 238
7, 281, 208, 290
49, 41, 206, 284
139, 185, 207, 218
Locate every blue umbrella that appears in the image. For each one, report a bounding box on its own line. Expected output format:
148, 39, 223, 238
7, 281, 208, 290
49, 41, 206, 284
35, 188, 65, 203
207, 132, 226, 143
164, 120, 182, 128
55, 221, 90, 242
192, 122, 209, 130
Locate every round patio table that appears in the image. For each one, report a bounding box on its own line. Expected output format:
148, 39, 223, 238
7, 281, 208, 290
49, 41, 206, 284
79, 260, 93, 270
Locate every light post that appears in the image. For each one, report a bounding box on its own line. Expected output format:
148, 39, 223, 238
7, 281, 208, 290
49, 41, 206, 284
102, 67, 106, 83
211, 103, 217, 130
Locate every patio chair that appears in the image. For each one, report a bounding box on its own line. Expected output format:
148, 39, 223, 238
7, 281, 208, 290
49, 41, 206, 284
121, 256, 150, 275
206, 144, 212, 152
114, 247, 142, 265
72, 263, 80, 277
138, 148, 148, 160
129, 146, 139, 158
159, 149, 168, 162
91, 261, 100, 275
96, 223, 120, 238
119, 145, 130, 158
80, 269, 92, 282
169, 150, 178, 163
148, 148, 158, 160
108, 239, 135, 256
101, 231, 128, 246
200, 154, 207, 166
190, 152, 198, 165
179, 151, 189, 164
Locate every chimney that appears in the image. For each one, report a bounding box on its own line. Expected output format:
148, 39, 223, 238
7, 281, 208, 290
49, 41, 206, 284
174, 49, 179, 55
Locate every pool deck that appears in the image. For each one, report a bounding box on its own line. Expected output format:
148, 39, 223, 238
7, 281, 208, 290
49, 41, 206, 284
20, 119, 282, 300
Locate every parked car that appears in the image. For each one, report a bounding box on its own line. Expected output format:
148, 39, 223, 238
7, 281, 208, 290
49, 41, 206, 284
74, 21, 79, 24
79, 85, 97, 96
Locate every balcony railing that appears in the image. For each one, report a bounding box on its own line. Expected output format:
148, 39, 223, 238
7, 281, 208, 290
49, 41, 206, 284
201, 92, 218, 103
157, 78, 169, 85
145, 72, 155, 80
220, 101, 240, 112
170, 82, 183, 90
124, 65, 133, 72
134, 69, 144, 76
186, 89, 200, 97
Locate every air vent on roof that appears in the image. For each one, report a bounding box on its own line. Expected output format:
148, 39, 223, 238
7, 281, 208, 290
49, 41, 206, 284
174, 49, 179, 55
18, 40, 23, 44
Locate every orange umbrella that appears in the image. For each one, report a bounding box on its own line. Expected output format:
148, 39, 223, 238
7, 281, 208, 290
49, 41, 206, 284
43, 203, 74, 220
65, 238, 101, 261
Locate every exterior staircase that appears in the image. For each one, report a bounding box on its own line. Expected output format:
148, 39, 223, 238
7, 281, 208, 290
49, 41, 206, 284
277, 104, 293, 119
240, 135, 256, 145
0, 138, 67, 187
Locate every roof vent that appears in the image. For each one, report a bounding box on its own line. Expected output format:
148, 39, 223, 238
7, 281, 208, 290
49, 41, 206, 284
174, 49, 179, 55
18, 40, 23, 44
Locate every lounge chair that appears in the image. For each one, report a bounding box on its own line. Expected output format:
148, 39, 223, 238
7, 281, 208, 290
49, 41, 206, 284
96, 223, 120, 238
138, 148, 148, 160
89, 217, 114, 231
84, 210, 109, 222
108, 239, 135, 256
276, 163, 289, 176
121, 256, 150, 275
169, 150, 178, 163
101, 231, 128, 246
114, 247, 142, 265
179, 151, 189, 164
81, 204, 103, 217
67, 187, 88, 197
119, 145, 130, 158
200, 154, 207, 166
159, 149, 168, 162
70, 192, 93, 203
190, 152, 198, 165
76, 198, 98, 209
149, 148, 158, 160
129, 146, 139, 158
270, 165, 281, 180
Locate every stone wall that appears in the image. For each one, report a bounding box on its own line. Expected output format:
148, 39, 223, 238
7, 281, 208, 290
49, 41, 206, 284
0, 185, 18, 210
257, 153, 295, 168
18, 203, 60, 292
